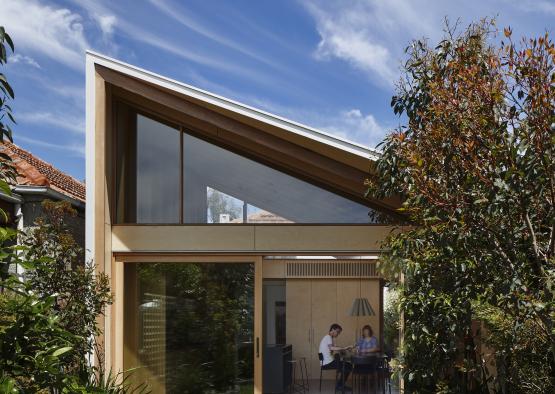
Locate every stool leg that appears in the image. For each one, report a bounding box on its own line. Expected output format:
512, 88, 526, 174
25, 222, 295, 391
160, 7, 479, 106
300, 358, 307, 394
307, 361, 311, 393
290, 363, 296, 394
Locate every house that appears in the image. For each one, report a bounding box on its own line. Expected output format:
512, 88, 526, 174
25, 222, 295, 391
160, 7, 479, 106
86, 51, 403, 394
0, 142, 86, 249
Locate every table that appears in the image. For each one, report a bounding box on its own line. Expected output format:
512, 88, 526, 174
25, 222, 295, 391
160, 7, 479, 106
337, 351, 386, 394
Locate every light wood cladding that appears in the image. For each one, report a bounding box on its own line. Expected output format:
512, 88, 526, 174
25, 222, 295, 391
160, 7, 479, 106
112, 225, 397, 253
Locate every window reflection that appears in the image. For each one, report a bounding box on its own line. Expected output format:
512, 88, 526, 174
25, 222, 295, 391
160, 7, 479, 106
125, 263, 255, 393
206, 187, 291, 224
115, 108, 180, 223
183, 133, 375, 223
136, 115, 180, 223
207, 187, 243, 223
115, 106, 380, 224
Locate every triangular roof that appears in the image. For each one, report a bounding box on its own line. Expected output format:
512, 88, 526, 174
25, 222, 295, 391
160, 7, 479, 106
0, 142, 86, 203
87, 52, 401, 216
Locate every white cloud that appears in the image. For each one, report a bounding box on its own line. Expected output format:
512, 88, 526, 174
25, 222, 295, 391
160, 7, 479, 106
306, 4, 396, 85
510, 0, 555, 14
66, 0, 118, 54
327, 109, 385, 145
303, 1, 403, 86
16, 134, 85, 158
8, 54, 41, 69
18, 111, 85, 135
301, 0, 470, 87
147, 0, 276, 68
0, 0, 88, 71
246, 96, 387, 148
96, 14, 117, 36
115, 18, 282, 88
303, 0, 554, 89
43, 84, 84, 105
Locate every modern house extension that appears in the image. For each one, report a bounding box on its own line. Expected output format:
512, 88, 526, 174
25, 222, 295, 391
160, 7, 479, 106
85, 51, 403, 394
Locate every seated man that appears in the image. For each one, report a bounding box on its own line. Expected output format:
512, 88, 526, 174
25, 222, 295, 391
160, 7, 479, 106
319, 323, 353, 391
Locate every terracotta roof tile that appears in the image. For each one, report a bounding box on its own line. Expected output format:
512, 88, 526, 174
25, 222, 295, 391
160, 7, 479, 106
0, 142, 85, 202
231, 210, 292, 223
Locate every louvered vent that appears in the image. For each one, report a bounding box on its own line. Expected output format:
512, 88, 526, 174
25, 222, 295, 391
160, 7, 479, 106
285, 260, 378, 278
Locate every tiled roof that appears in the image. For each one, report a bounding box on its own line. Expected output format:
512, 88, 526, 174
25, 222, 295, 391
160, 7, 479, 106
0, 142, 85, 202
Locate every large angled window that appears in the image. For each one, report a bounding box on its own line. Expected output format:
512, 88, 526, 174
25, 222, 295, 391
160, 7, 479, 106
115, 106, 377, 224
182, 133, 373, 223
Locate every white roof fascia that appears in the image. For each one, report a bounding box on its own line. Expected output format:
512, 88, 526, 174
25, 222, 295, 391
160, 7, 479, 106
86, 51, 381, 161
13, 186, 85, 209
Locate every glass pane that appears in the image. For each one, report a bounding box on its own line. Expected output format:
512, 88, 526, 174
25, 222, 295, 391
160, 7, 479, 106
125, 262, 255, 393
136, 115, 180, 223
261, 271, 383, 394
183, 133, 375, 223
115, 108, 180, 224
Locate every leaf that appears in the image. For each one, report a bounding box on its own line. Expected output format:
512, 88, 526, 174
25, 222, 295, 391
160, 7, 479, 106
52, 346, 73, 357
7, 111, 15, 124
0, 75, 14, 99
0, 179, 11, 195
4, 32, 14, 52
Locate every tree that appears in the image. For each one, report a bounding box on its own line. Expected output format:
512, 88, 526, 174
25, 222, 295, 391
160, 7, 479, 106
21, 200, 112, 377
0, 26, 16, 215
368, 19, 555, 392
0, 27, 141, 393
207, 188, 242, 223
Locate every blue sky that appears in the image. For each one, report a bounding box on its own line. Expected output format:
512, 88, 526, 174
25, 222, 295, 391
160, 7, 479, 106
0, 0, 553, 181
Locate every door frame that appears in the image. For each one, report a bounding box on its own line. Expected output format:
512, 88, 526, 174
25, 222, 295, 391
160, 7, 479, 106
112, 254, 263, 394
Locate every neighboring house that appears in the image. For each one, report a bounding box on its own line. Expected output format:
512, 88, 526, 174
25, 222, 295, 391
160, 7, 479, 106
0, 142, 86, 249
86, 52, 403, 394
229, 210, 293, 223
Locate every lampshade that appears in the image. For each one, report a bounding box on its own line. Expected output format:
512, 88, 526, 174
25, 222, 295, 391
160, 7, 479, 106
350, 298, 375, 316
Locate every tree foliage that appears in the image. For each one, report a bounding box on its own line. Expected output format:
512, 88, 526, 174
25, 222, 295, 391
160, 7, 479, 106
21, 200, 112, 376
0, 26, 139, 393
369, 19, 555, 393
0, 201, 120, 392
0, 26, 16, 213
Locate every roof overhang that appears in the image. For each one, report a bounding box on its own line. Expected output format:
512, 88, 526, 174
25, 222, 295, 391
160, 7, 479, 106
12, 186, 85, 209
86, 51, 381, 164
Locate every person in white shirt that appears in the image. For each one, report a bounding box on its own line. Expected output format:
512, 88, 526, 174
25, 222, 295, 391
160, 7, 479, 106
319, 323, 353, 391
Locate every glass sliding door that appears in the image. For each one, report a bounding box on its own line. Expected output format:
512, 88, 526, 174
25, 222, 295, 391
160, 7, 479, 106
124, 262, 256, 393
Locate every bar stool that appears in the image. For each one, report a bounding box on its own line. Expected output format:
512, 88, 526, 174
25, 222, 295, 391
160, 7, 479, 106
289, 357, 309, 394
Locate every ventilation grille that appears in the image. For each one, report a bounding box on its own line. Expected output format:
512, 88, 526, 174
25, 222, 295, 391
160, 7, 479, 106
285, 260, 377, 278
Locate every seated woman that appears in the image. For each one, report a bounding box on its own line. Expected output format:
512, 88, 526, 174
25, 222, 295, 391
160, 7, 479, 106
355, 325, 379, 354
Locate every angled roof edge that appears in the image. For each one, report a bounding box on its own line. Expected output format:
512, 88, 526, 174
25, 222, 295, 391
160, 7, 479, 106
86, 50, 381, 162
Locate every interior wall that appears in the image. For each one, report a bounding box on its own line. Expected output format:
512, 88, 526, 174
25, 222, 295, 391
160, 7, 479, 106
280, 276, 382, 380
